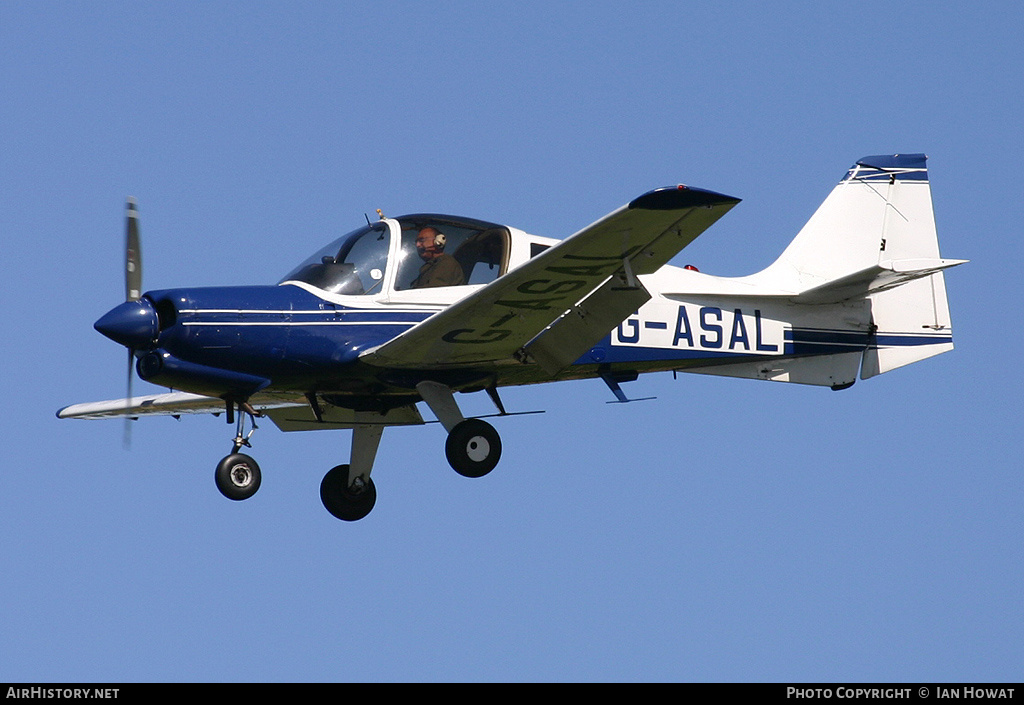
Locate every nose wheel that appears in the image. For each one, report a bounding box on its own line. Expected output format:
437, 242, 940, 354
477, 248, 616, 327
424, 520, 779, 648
215, 402, 263, 501
215, 453, 262, 500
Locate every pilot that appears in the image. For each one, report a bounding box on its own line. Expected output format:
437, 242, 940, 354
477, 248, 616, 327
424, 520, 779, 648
409, 226, 466, 288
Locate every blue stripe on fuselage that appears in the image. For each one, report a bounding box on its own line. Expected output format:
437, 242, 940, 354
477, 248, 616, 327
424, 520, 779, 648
146, 284, 437, 384
571, 327, 952, 367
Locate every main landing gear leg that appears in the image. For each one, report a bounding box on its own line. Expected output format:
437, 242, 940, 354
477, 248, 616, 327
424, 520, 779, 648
215, 401, 263, 501
320, 420, 383, 522
415, 381, 502, 478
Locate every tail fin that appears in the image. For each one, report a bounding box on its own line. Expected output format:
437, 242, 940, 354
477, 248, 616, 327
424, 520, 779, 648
760, 154, 941, 287
751, 154, 964, 378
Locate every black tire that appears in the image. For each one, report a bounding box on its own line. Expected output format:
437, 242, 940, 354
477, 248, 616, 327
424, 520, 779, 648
215, 453, 262, 501
445, 419, 502, 478
320, 464, 376, 521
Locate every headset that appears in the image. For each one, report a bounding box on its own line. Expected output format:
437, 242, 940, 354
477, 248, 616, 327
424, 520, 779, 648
418, 227, 446, 251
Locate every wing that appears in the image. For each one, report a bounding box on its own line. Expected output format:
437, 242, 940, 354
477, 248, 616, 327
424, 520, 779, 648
57, 390, 426, 431
57, 390, 306, 420
361, 185, 740, 373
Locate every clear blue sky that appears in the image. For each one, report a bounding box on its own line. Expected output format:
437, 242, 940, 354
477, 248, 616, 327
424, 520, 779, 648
2, 1, 1021, 682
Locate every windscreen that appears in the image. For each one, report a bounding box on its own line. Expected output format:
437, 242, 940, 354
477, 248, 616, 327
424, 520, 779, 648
280, 223, 390, 295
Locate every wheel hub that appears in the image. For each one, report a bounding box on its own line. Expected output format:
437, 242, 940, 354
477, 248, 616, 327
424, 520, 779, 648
230, 465, 253, 487
348, 476, 367, 496
466, 436, 490, 462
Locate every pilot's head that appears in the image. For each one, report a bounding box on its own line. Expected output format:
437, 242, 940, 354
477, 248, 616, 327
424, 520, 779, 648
415, 227, 446, 261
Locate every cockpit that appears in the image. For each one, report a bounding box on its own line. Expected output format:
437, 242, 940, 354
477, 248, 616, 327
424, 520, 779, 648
281, 215, 510, 297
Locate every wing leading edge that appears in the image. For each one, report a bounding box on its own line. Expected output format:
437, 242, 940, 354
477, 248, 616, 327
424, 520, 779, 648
57, 390, 426, 431
361, 186, 740, 373
57, 390, 306, 420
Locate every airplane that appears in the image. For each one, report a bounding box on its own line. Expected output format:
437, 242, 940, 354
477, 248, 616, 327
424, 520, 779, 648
58, 154, 965, 521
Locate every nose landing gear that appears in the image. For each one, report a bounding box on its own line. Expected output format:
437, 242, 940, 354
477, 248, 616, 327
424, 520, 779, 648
214, 401, 263, 502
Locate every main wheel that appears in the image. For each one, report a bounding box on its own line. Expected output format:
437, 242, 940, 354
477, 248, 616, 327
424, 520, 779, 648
445, 419, 502, 478
215, 453, 262, 501
320, 464, 376, 521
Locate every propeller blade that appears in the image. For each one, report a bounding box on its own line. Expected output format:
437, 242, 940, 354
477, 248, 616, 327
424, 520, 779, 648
123, 348, 134, 450
126, 197, 141, 302
123, 197, 141, 448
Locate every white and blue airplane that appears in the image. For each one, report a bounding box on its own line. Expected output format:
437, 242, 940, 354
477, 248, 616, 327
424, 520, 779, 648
59, 154, 965, 521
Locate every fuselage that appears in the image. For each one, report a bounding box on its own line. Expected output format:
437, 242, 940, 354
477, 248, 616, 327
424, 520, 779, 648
108, 269, 798, 406
94, 200, 951, 407
96, 210, 782, 405
68, 156, 963, 523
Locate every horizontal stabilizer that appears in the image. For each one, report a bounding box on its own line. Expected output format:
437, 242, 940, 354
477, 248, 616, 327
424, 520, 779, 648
793, 258, 968, 304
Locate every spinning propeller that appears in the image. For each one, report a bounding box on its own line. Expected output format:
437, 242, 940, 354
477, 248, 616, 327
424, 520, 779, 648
93, 198, 155, 447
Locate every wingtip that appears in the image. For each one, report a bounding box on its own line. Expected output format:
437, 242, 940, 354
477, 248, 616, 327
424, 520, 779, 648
855, 153, 928, 170
628, 185, 741, 211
